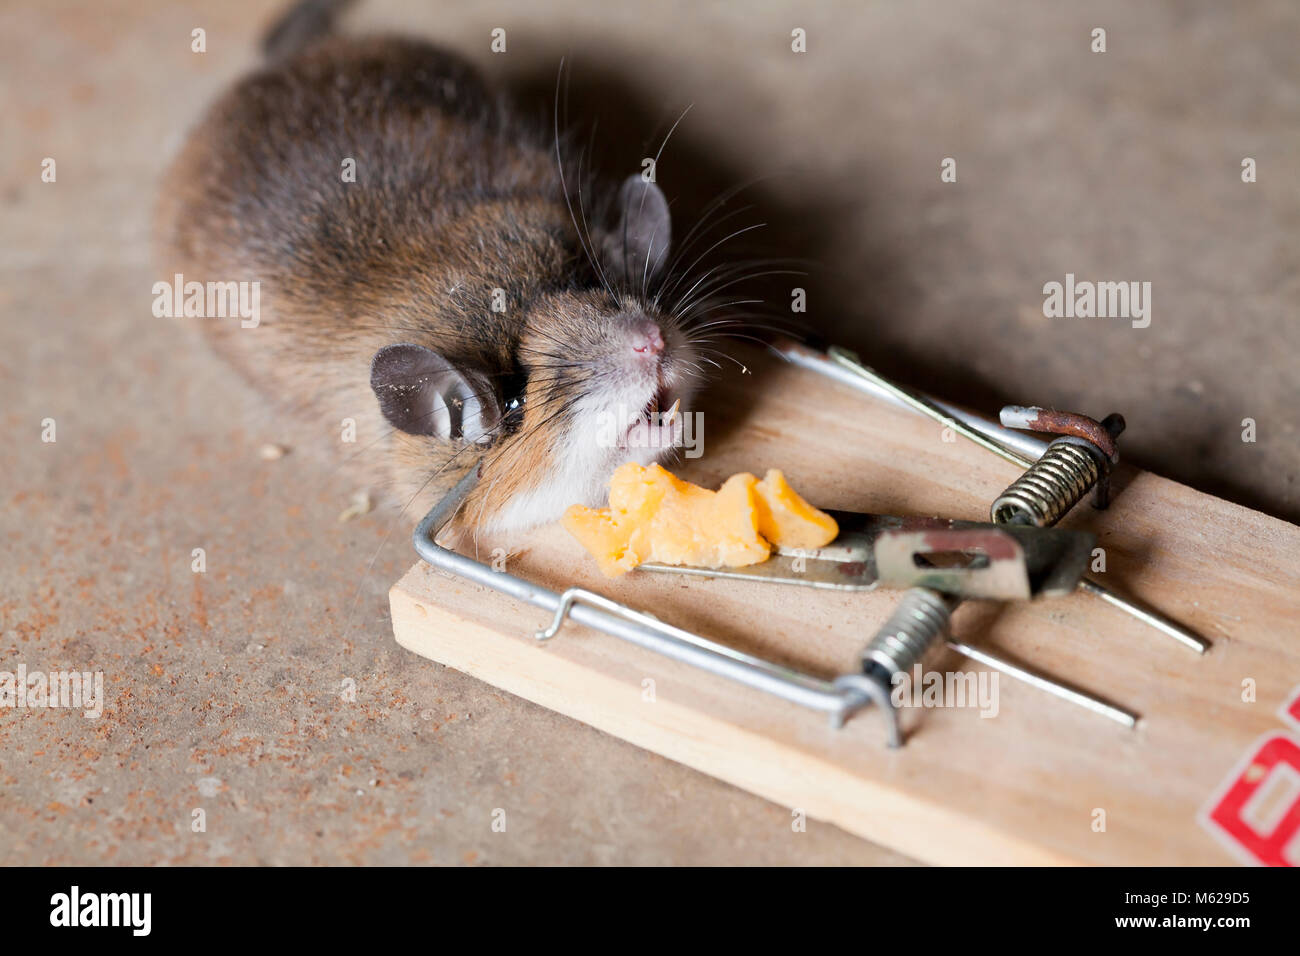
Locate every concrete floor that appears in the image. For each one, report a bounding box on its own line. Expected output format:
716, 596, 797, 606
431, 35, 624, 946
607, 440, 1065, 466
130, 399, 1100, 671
1, 0, 1295, 864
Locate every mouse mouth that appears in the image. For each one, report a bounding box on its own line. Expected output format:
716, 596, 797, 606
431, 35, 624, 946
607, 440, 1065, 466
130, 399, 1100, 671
642, 384, 672, 424
617, 383, 682, 451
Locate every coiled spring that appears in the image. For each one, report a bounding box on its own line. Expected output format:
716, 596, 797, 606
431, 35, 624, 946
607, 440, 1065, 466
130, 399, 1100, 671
991, 439, 1101, 527
861, 588, 956, 684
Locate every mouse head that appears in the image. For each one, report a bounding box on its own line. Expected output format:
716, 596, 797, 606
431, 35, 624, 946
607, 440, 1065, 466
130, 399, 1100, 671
369, 176, 705, 533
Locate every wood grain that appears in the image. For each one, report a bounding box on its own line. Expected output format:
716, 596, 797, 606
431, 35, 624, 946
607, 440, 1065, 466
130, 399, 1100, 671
390, 348, 1300, 865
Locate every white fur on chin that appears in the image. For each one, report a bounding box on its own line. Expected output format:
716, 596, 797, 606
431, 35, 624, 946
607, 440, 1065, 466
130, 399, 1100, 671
486, 392, 691, 533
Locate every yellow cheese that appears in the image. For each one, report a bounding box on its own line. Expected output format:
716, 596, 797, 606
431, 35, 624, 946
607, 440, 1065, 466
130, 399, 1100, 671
753, 469, 841, 549
562, 463, 838, 578
562, 504, 641, 578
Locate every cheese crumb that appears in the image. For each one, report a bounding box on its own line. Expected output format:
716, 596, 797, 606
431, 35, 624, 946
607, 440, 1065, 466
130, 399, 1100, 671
563, 463, 838, 578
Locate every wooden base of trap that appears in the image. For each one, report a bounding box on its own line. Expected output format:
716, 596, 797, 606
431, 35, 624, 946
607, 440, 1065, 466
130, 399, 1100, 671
390, 349, 1300, 865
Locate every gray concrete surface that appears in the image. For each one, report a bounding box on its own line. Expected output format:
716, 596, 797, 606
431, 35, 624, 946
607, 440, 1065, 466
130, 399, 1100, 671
1, 0, 1295, 864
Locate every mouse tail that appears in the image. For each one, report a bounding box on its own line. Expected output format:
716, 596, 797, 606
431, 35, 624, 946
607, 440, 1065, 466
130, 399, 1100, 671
262, 0, 356, 61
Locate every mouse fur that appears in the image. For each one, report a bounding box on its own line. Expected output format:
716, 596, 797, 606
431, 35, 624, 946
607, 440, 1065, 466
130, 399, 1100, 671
155, 1, 707, 533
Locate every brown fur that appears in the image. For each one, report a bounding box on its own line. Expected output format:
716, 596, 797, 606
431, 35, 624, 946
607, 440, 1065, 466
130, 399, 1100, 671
155, 31, 689, 529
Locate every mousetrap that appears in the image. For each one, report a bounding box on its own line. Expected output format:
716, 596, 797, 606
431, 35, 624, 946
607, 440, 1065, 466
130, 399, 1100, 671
390, 339, 1300, 864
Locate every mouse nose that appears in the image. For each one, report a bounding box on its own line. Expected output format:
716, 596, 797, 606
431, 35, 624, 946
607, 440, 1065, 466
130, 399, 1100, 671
629, 319, 665, 356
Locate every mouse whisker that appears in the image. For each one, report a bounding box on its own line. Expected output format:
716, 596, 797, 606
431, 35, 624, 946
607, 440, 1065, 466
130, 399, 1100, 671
672, 268, 808, 318
553, 59, 616, 303
655, 167, 793, 286
653, 204, 759, 303
669, 259, 812, 314
653, 222, 768, 308
675, 299, 766, 327
573, 143, 617, 300
684, 313, 802, 338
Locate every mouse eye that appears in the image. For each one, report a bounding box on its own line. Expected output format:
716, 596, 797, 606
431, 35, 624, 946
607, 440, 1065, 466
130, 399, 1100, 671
499, 369, 527, 435
500, 393, 525, 436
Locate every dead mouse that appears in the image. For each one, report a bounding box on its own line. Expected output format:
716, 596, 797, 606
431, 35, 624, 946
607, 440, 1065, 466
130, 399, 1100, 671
155, 0, 715, 535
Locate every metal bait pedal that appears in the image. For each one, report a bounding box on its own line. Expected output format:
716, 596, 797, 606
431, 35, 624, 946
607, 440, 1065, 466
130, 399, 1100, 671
641, 512, 1095, 600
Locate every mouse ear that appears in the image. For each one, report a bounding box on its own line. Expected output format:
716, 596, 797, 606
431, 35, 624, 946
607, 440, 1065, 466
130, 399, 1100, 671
369, 344, 499, 443
602, 175, 672, 284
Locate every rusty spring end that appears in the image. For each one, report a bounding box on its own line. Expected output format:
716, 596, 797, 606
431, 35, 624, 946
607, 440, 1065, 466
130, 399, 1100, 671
992, 407, 1125, 526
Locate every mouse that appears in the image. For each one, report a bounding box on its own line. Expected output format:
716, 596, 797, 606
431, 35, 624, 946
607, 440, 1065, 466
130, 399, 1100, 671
155, 0, 714, 535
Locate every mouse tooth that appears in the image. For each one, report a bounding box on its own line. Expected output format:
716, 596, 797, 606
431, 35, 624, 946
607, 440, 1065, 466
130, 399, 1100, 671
664, 398, 681, 426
